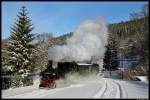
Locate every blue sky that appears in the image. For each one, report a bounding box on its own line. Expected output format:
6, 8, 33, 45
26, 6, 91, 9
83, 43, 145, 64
2, 2, 148, 39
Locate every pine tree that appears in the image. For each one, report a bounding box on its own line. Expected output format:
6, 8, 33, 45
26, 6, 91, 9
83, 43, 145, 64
5, 6, 36, 75
103, 30, 119, 70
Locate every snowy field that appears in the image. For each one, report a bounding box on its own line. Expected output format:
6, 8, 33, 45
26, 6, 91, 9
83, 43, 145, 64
2, 74, 149, 99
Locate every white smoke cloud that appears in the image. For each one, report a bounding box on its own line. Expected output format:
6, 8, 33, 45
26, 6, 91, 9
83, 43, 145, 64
48, 17, 109, 62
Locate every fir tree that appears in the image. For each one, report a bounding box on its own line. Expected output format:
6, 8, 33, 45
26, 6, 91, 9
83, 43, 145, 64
5, 6, 36, 75
103, 45, 119, 70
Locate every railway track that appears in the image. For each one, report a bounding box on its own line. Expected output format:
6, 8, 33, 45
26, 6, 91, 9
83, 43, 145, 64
93, 78, 126, 98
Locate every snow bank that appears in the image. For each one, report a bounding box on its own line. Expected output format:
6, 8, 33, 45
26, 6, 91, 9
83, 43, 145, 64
135, 76, 148, 82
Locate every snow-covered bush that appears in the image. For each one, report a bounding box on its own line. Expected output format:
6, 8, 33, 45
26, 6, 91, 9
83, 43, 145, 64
9, 75, 24, 88
2, 75, 34, 90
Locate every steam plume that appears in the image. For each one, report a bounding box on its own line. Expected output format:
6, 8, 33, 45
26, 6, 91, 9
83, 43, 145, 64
48, 17, 109, 62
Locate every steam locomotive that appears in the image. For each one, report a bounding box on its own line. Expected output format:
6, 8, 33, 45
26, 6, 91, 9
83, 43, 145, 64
39, 60, 99, 88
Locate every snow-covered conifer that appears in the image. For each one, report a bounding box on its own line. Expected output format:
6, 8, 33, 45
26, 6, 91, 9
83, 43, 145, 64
5, 6, 36, 75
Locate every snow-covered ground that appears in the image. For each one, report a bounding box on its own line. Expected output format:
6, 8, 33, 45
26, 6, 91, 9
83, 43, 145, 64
2, 72, 149, 99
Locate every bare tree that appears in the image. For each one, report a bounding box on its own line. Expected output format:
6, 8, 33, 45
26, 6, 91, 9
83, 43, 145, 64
130, 4, 149, 20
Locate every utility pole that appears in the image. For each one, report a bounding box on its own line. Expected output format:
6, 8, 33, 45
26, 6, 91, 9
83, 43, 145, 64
109, 50, 111, 78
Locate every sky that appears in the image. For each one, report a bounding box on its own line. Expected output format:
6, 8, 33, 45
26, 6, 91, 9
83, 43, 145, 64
2, 1, 148, 39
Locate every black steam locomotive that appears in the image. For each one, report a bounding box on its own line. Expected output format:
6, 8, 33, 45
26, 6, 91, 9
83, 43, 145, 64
39, 60, 99, 88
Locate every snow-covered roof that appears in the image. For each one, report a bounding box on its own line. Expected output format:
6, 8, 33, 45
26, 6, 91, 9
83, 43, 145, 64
76, 63, 92, 66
